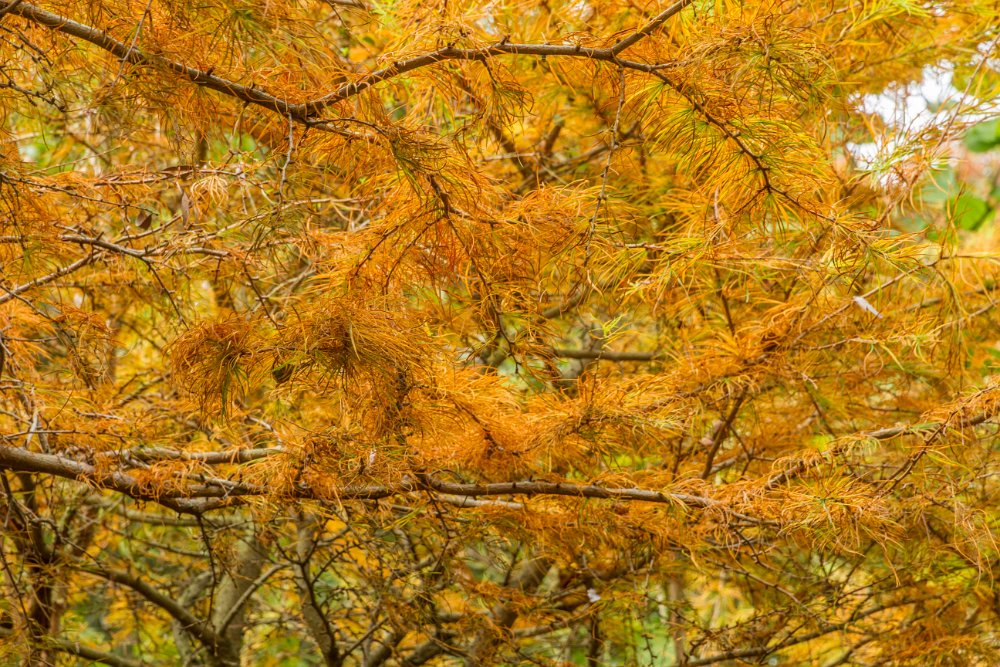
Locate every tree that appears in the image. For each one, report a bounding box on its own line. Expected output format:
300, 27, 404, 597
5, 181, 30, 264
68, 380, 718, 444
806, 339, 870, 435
0, 0, 998, 664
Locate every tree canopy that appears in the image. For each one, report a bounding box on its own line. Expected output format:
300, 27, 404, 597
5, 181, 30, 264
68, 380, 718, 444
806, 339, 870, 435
1, 0, 999, 665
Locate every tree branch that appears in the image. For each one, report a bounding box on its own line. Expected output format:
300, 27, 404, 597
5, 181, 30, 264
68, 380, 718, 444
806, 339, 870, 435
10, 3, 314, 121
302, 44, 663, 113
551, 347, 664, 362
701, 387, 748, 479
764, 406, 997, 490
1, 443, 770, 520
0, 253, 95, 307
107, 446, 281, 465
464, 557, 552, 666
682, 597, 928, 666
49, 638, 146, 667
78, 566, 221, 650
0, 444, 225, 514
609, 0, 695, 56
12, 3, 693, 127
418, 475, 734, 514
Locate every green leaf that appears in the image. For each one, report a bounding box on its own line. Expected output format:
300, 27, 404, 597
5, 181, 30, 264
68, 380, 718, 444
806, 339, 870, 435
948, 193, 991, 230
918, 166, 957, 205
964, 118, 1000, 153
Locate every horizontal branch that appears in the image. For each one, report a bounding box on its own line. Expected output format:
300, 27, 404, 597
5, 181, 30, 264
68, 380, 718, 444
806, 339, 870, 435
551, 348, 664, 362
421, 475, 709, 507
11, 398, 995, 522
108, 446, 281, 465
60, 234, 229, 259
83, 496, 248, 527
433, 493, 524, 510
0, 444, 224, 514
0, 443, 765, 521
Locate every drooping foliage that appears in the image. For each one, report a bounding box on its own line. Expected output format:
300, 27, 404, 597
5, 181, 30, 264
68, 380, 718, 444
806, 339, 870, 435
1, 0, 999, 664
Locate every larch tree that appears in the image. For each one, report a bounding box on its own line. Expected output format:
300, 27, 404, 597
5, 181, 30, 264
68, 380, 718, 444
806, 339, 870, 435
0, 0, 999, 665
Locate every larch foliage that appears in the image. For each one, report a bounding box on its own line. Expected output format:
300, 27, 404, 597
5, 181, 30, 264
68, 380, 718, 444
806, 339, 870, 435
0, 0, 999, 665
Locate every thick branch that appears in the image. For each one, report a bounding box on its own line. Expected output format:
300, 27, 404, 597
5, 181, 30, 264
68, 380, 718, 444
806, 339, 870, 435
0, 444, 224, 514
1, 443, 762, 517
110, 446, 281, 465
551, 348, 663, 362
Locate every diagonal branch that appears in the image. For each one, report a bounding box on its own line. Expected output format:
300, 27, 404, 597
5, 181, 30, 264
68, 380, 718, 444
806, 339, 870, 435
0, 0, 24, 21
682, 597, 929, 666
701, 387, 748, 479
10, 3, 312, 119
464, 557, 552, 666
609, 0, 695, 56
78, 566, 220, 650
0, 627, 146, 667
303, 44, 661, 112
215, 564, 284, 636
0, 253, 96, 307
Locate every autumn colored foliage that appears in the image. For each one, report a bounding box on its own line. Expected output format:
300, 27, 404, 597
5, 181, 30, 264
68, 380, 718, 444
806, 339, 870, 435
1, 0, 1000, 664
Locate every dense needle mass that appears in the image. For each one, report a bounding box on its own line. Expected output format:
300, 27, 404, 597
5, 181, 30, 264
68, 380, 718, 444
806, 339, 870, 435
0, 1, 999, 665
